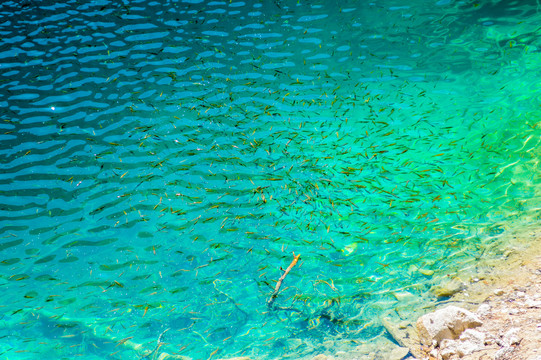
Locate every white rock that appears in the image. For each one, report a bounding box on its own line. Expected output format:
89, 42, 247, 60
439, 329, 485, 360
458, 340, 484, 356
508, 308, 520, 315
494, 288, 504, 296
460, 328, 486, 345
440, 339, 483, 360
503, 327, 521, 345
477, 303, 491, 316
416, 306, 483, 346
495, 346, 514, 360
439, 340, 459, 360
526, 299, 541, 308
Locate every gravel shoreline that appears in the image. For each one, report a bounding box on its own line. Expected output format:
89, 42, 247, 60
409, 227, 541, 360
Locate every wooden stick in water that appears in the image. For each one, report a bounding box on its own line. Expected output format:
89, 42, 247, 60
267, 252, 301, 309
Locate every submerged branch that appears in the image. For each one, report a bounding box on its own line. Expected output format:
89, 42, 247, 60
141, 328, 170, 360
267, 252, 301, 309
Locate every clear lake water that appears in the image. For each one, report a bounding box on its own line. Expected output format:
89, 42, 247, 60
1, 0, 541, 359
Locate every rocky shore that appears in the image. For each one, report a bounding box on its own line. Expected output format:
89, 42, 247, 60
306, 227, 541, 360
386, 227, 541, 360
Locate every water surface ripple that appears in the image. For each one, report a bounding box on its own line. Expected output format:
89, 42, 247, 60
1, 0, 541, 359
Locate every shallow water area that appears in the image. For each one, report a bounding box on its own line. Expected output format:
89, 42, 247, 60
1, 0, 541, 359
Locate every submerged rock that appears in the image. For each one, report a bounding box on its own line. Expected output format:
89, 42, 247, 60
418, 268, 434, 277
432, 278, 465, 298
381, 317, 423, 359
392, 291, 416, 301
158, 355, 192, 360
311, 355, 330, 360
416, 306, 483, 346
388, 346, 410, 360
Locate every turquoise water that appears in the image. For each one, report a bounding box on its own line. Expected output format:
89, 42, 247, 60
1, 0, 541, 359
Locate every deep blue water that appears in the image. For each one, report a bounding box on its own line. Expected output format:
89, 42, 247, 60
1, 0, 541, 359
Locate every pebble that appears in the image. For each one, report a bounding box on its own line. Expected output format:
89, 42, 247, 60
398, 321, 409, 329
418, 268, 434, 276
494, 288, 504, 296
